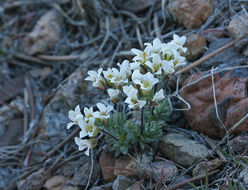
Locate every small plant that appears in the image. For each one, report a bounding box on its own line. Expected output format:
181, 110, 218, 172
66, 34, 187, 156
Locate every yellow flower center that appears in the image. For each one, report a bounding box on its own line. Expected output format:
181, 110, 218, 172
131, 98, 138, 104
87, 114, 93, 118
107, 74, 113, 79
142, 80, 150, 88
86, 125, 94, 133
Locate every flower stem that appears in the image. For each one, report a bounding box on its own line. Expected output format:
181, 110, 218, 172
152, 84, 158, 116
140, 107, 144, 135
100, 128, 119, 142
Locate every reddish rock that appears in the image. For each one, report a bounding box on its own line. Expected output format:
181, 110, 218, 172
184, 33, 207, 61
167, 0, 214, 29
180, 69, 248, 139
230, 134, 248, 153
99, 149, 116, 182
138, 161, 178, 182
114, 155, 138, 178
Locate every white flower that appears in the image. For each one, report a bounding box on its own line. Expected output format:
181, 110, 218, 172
145, 54, 163, 75
162, 60, 175, 75
124, 89, 146, 110
85, 68, 106, 89
172, 34, 187, 53
160, 43, 177, 61
173, 34, 186, 46
130, 61, 140, 70
132, 70, 159, 94
75, 137, 93, 156
123, 85, 137, 96
67, 105, 84, 129
103, 68, 114, 81
84, 107, 98, 121
117, 60, 132, 77
152, 89, 165, 102
131, 47, 150, 64
173, 51, 186, 69
108, 88, 121, 103
96, 103, 113, 120
144, 38, 164, 54
79, 118, 99, 138
110, 68, 128, 88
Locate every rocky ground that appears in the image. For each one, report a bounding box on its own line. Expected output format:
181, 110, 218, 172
0, 0, 247, 190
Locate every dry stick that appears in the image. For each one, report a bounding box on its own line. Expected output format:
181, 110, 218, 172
37, 54, 80, 62
210, 67, 226, 131
175, 33, 248, 76
136, 27, 144, 49
23, 89, 29, 134
85, 149, 94, 190
25, 78, 36, 121
153, 13, 161, 38
46, 127, 81, 157
12, 52, 53, 67
204, 135, 227, 162
166, 170, 219, 190
100, 128, 119, 142
45, 154, 64, 175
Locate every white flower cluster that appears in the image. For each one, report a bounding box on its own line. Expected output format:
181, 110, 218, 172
68, 34, 187, 155
131, 34, 187, 75
67, 103, 113, 156
85, 34, 187, 110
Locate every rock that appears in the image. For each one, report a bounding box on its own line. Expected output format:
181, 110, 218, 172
160, 133, 210, 167
239, 166, 248, 188
167, 0, 214, 29
192, 159, 223, 177
44, 175, 67, 189
230, 134, 248, 153
23, 10, 63, 55
112, 175, 131, 190
138, 161, 178, 182
17, 168, 49, 190
228, 13, 248, 39
90, 183, 113, 190
126, 180, 144, 190
114, 152, 153, 178
55, 161, 76, 177
50, 186, 79, 190
184, 33, 207, 61
114, 0, 158, 13
180, 68, 248, 139
71, 159, 100, 187
99, 149, 116, 182
114, 155, 138, 178
228, 13, 248, 57
201, 38, 245, 69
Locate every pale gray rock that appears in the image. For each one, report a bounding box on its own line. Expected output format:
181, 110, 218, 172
160, 133, 210, 167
